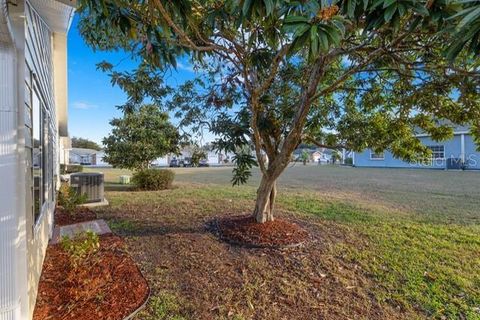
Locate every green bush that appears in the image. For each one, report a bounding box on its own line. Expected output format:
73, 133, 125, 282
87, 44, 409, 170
345, 157, 354, 165
60, 164, 83, 174
58, 183, 87, 214
60, 231, 100, 267
132, 169, 175, 191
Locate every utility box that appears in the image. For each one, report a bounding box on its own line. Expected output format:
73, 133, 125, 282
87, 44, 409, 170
119, 175, 131, 185
70, 173, 105, 203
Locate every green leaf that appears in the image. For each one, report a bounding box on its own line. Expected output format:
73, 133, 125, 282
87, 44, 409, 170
293, 23, 311, 38
384, 4, 397, 21
412, 4, 429, 16
447, 6, 476, 21
458, 7, 480, 30
371, 0, 385, 9
264, 0, 274, 16
323, 25, 341, 45
242, 0, 253, 15
310, 25, 319, 57
318, 30, 329, 51
383, 0, 396, 9
363, 0, 369, 10
284, 15, 310, 24
397, 3, 406, 16
347, 0, 357, 18
333, 20, 346, 35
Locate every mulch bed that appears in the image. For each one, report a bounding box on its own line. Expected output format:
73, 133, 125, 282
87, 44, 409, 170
55, 207, 97, 226
214, 214, 309, 248
33, 234, 149, 320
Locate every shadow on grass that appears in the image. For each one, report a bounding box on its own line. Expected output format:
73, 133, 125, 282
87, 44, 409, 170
105, 183, 135, 192
107, 218, 207, 238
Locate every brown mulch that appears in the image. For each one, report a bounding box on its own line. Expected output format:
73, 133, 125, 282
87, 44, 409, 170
33, 234, 149, 320
55, 207, 97, 226
98, 200, 417, 320
215, 214, 309, 248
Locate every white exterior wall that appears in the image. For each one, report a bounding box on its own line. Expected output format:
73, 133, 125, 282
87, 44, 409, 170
0, 44, 25, 320
1, 1, 74, 319
0, 0, 29, 318
153, 156, 169, 166
93, 151, 111, 166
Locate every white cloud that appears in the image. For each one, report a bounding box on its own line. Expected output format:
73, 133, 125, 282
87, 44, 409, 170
177, 62, 195, 73
72, 101, 98, 110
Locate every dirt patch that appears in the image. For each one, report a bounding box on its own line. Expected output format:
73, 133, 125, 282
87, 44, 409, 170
33, 234, 149, 320
214, 214, 309, 248
55, 207, 97, 226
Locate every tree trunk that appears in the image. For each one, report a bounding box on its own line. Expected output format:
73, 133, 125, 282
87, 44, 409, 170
253, 175, 277, 223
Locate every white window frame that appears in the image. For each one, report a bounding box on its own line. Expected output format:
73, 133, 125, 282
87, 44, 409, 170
427, 145, 445, 160
370, 151, 385, 160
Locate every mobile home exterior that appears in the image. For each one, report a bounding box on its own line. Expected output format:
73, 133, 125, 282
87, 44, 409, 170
353, 126, 480, 170
0, 1, 74, 319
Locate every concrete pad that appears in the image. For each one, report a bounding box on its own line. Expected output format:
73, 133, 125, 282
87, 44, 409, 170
51, 219, 111, 244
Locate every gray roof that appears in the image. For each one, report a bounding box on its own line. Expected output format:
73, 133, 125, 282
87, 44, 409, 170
415, 122, 471, 135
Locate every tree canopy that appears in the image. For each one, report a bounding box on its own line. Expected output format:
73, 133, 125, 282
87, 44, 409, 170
71, 137, 101, 151
102, 104, 180, 170
78, 0, 480, 222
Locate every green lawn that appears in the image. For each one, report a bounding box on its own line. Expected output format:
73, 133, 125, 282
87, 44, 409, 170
87, 166, 480, 319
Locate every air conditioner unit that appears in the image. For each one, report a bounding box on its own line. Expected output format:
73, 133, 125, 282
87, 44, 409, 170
70, 172, 105, 203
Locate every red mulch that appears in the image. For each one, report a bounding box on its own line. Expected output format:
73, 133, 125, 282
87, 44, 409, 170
33, 234, 149, 320
55, 207, 97, 226
215, 215, 309, 247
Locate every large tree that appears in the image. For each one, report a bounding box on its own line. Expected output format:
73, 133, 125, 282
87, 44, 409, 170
103, 104, 180, 170
79, 0, 480, 223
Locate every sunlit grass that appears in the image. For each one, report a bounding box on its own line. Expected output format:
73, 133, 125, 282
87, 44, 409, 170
92, 166, 480, 319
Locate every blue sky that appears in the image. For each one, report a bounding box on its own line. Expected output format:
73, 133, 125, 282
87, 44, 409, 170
67, 15, 196, 145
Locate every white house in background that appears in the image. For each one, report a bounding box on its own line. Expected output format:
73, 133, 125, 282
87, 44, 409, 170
93, 150, 110, 166
292, 148, 333, 163
152, 155, 169, 166
0, 1, 74, 319
69, 147, 97, 165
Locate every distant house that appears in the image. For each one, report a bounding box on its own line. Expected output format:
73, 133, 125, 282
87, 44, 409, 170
155, 148, 237, 166
354, 125, 480, 170
206, 150, 236, 165
69, 148, 100, 165
92, 151, 111, 167
293, 148, 332, 163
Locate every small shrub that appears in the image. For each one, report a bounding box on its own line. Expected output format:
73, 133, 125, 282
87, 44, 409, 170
132, 169, 174, 191
60, 231, 100, 267
60, 164, 83, 174
58, 183, 87, 214
345, 157, 353, 165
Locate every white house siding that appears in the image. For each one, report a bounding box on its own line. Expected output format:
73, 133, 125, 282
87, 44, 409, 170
0, 1, 29, 319
24, 2, 59, 318
89, 151, 112, 167
153, 156, 169, 166
0, 44, 26, 320
1, 1, 73, 319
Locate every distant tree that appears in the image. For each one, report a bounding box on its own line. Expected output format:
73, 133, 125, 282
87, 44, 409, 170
300, 150, 310, 166
331, 150, 342, 165
71, 137, 101, 151
190, 147, 207, 167
103, 104, 180, 170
